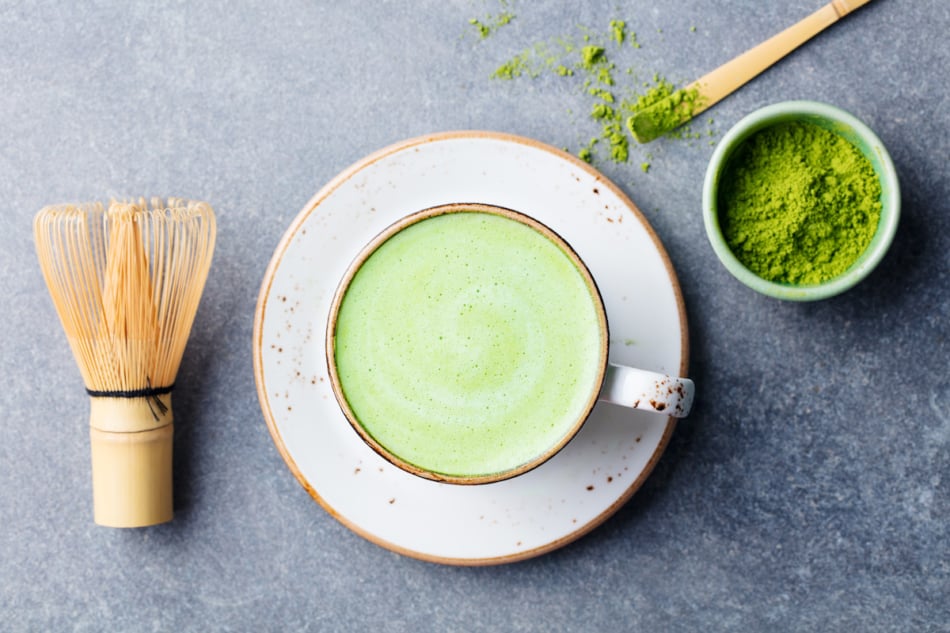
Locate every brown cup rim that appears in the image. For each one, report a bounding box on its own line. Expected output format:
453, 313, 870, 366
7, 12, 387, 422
325, 202, 610, 485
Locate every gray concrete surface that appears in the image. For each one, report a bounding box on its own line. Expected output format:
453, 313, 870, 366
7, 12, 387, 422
1, 1, 947, 630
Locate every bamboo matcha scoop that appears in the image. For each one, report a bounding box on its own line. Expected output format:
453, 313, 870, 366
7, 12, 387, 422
628, 0, 874, 143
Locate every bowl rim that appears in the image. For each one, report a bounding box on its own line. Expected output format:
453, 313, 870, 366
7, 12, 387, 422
702, 99, 900, 301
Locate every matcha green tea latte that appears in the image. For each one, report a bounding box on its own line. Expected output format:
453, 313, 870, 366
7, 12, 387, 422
327, 204, 608, 484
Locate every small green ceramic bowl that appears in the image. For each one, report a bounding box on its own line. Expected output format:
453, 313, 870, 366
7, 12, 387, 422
703, 100, 900, 301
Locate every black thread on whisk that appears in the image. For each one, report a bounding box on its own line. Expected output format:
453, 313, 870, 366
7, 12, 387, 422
85, 385, 174, 399
86, 379, 174, 422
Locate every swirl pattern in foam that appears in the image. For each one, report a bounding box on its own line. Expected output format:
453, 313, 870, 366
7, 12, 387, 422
331, 208, 605, 480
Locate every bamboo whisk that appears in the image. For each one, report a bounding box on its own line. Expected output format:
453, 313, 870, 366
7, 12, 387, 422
34, 198, 215, 527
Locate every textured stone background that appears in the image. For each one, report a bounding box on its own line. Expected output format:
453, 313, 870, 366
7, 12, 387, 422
2, 1, 947, 631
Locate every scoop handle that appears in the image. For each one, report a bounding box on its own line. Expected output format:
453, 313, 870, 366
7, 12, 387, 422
630, 0, 874, 142
691, 0, 873, 111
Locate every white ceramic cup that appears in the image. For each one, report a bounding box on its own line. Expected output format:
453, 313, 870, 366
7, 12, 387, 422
327, 203, 695, 484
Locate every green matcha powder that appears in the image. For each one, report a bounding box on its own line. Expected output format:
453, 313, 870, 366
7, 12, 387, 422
718, 121, 882, 285
487, 17, 713, 169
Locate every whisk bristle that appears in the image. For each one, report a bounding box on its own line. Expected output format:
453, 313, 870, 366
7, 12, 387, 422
34, 198, 215, 393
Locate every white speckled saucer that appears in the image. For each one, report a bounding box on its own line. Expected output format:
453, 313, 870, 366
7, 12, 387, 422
253, 131, 689, 565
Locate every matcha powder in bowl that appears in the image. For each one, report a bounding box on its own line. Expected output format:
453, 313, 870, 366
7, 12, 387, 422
703, 101, 900, 301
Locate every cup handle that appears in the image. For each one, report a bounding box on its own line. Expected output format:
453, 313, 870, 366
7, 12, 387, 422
599, 363, 695, 418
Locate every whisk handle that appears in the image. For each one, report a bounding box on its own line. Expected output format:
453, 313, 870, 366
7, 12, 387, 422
88, 396, 174, 527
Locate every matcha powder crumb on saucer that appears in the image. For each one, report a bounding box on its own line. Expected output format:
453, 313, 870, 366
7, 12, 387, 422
718, 122, 882, 285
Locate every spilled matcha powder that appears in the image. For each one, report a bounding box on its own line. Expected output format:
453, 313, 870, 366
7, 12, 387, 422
485, 16, 715, 170
718, 121, 882, 285
609, 20, 626, 45
468, 1, 515, 40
